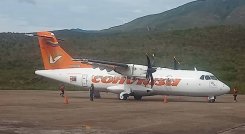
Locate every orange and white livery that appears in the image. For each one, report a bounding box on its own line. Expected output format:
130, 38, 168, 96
35, 31, 230, 102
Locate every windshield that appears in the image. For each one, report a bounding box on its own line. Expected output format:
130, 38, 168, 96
205, 75, 211, 80
210, 75, 218, 80
200, 75, 218, 80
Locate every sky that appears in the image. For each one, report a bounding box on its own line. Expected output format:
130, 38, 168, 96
0, 0, 195, 33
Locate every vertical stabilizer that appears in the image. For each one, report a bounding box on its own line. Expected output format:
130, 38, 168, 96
37, 31, 91, 69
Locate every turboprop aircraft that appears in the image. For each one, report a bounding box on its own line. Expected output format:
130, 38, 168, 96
34, 31, 230, 103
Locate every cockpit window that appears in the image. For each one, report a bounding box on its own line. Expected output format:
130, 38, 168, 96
200, 75, 204, 80
205, 75, 211, 80
200, 75, 218, 80
210, 75, 218, 80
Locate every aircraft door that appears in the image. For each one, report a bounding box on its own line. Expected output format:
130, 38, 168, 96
82, 74, 88, 87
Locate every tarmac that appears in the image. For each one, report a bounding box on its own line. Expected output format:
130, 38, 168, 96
0, 90, 244, 134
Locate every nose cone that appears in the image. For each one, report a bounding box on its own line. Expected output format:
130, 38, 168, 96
222, 84, 230, 94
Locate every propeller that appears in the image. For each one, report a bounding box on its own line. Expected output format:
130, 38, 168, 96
146, 54, 156, 88
173, 56, 180, 70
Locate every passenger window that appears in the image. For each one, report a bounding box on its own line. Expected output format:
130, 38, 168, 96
210, 75, 217, 80
205, 75, 211, 80
200, 75, 204, 80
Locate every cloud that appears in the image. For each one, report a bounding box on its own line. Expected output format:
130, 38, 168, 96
69, 5, 89, 14
0, 0, 195, 32
116, 17, 130, 24
132, 9, 143, 14
18, 0, 36, 5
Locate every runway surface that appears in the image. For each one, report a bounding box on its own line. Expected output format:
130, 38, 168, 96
0, 90, 244, 134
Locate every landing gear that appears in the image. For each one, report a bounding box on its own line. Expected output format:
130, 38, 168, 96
208, 99, 215, 103
119, 92, 129, 100
208, 96, 216, 103
119, 94, 128, 100
134, 95, 142, 100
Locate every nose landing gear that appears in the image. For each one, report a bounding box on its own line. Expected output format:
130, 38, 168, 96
208, 96, 216, 103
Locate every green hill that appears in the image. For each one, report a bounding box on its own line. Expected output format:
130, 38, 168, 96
0, 26, 244, 93
106, 0, 245, 32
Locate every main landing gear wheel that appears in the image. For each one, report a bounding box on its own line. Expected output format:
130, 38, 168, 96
134, 95, 142, 100
119, 94, 128, 100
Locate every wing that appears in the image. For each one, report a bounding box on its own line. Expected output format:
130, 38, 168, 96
74, 58, 159, 89
73, 58, 129, 73
73, 58, 148, 78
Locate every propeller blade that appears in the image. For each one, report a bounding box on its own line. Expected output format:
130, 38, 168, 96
151, 53, 155, 66
146, 73, 149, 80
145, 53, 156, 88
146, 54, 151, 68
150, 73, 154, 88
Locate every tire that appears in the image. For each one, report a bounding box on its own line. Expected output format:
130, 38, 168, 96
208, 99, 215, 103
120, 94, 127, 100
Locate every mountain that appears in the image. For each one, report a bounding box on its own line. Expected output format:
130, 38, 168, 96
54, 28, 99, 33
106, 0, 245, 32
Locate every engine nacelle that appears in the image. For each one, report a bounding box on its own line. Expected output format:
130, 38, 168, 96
107, 85, 124, 94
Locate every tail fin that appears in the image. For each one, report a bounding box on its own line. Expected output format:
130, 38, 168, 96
37, 31, 91, 69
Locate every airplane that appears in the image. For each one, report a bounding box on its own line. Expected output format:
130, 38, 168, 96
34, 31, 230, 103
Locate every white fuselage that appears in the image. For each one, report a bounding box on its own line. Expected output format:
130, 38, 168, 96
35, 67, 230, 97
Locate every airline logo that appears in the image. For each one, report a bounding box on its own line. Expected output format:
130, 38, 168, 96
92, 75, 181, 86
49, 55, 62, 64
